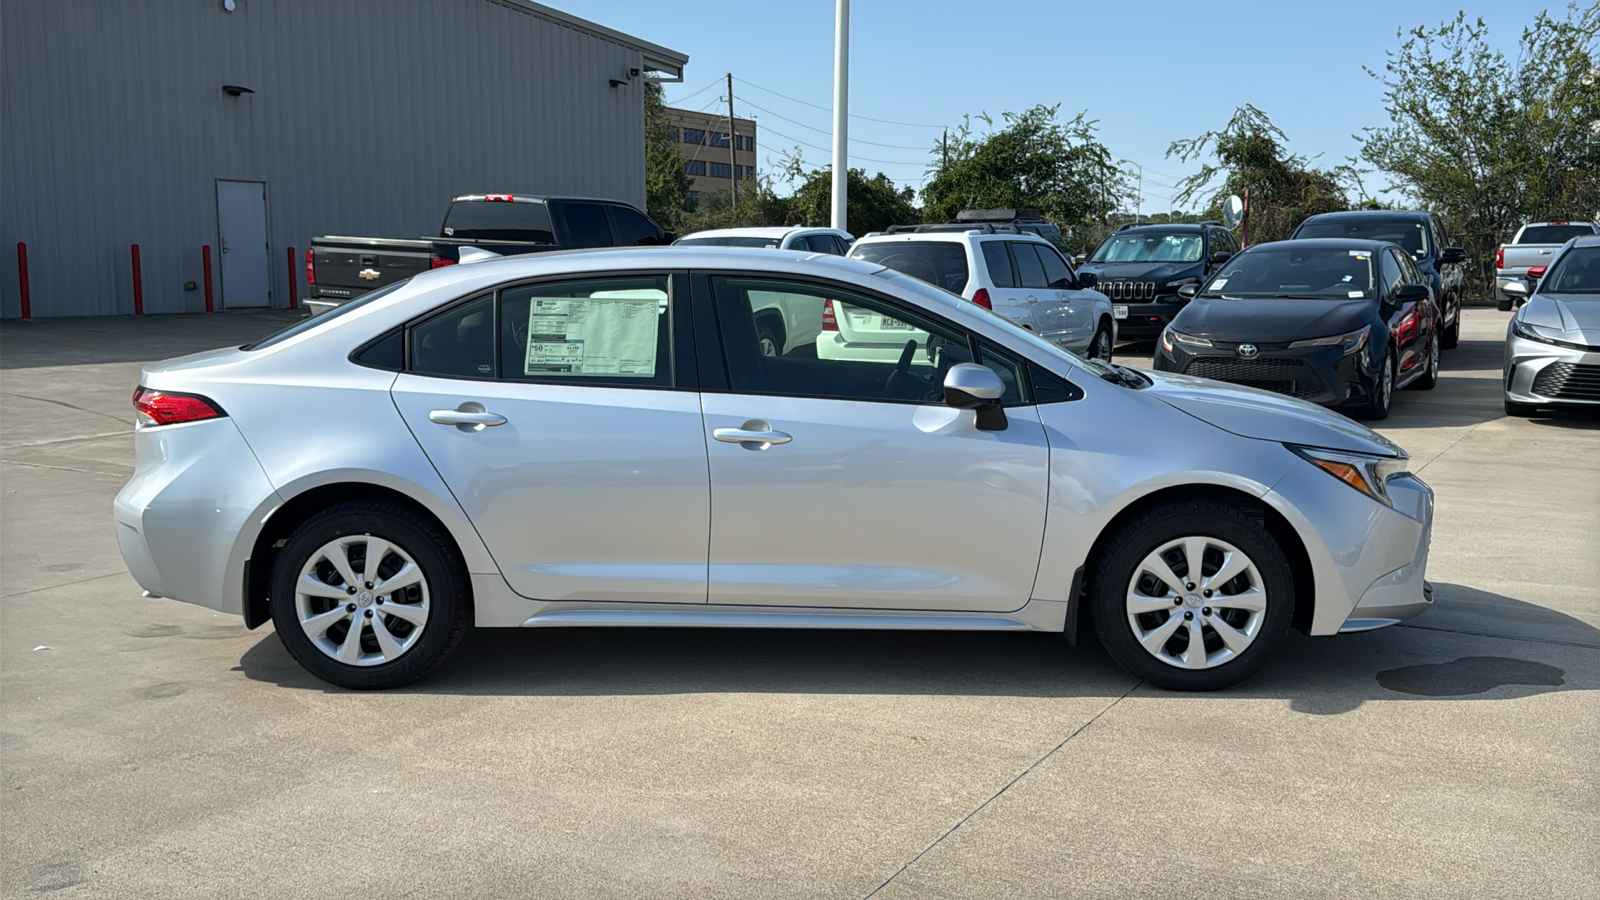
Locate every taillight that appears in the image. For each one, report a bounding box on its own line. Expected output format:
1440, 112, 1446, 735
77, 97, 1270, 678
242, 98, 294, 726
1528, 266, 1546, 279
821, 299, 838, 331
305, 248, 315, 285
1494, 247, 1503, 270
484, 193, 513, 202
431, 256, 456, 269
1395, 306, 1419, 345
133, 387, 225, 426
972, 288, 992, 310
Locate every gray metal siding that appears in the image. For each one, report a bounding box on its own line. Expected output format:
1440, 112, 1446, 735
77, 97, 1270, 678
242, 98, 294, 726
1, 0, 667, 317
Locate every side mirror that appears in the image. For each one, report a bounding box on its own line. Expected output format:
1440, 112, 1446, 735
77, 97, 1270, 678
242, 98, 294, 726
1439, 247, 1466, 265
1396, 283, 1431, 303
1077, 272, 1098, 289
1209, 250, 1233, 265
943, 363, 1007, 431
1177, 283, 1200, 300
1074, 254, 1087, 265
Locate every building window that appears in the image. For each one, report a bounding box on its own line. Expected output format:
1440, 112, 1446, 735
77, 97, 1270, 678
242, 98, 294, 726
735, 135, 755, 152
668, 127, 679, 142
735, 165, 755, 181
682, 128, 705, 145
709, 132, 730, 148
685, 159, 706, 176
686, 191, 701, 205
709, 162, 732, 179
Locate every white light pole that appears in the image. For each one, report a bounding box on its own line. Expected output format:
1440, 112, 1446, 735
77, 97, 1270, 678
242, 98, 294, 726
831, 0, 849, 232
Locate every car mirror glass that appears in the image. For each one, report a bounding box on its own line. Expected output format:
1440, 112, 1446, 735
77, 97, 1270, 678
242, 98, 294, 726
1178, 283, 1199, 299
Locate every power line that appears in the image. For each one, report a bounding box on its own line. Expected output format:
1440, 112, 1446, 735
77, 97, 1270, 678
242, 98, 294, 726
667, 77, 721, 105
757, 124, 927, 168
733, 75, 948, 129
737, 96, 936, 151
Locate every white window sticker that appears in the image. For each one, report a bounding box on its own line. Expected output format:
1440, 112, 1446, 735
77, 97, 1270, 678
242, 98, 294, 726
1349, 251, 1369, 259
1210, 278, 1227, 288
524, 294, 662, 376
1348, 291, 1365, 298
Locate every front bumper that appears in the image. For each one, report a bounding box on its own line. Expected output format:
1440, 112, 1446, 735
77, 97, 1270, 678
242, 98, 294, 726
1111, 296, 1189, 338
1504, 334, 1600, 408
1265, 463, 1434, 636
1154, 342, 1374, 408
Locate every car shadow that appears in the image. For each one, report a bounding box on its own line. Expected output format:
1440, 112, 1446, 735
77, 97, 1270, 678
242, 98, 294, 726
237, 582, 1595, 714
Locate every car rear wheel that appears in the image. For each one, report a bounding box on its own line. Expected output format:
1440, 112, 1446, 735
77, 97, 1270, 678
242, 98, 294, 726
1090, 499, 1294, 691
270, 499, 469, 689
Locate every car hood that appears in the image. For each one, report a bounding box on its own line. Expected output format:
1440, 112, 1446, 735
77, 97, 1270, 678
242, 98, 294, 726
1523, 292, 1600, 341
1171, 297, 1373, 343
1140, 368, 1405, 457
1078, 261, 1200, 283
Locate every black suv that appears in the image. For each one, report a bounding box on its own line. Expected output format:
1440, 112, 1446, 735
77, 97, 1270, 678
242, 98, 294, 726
1289, 210, 1467, 348
1075, 222, 1239, 339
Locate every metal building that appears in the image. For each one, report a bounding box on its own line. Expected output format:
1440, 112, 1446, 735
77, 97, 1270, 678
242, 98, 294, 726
0, 0, 687, 318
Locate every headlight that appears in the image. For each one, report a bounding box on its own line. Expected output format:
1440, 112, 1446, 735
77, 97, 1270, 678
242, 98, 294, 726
1288, 328, 1369, 356
1509, 318, 1590, 350
1165, 277, 1198, 288
1289, 445, 1409, 506
1161, 328, 1212, 353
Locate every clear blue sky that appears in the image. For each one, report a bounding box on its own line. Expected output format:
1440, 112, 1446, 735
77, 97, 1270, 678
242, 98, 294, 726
558, 0, 1559, 212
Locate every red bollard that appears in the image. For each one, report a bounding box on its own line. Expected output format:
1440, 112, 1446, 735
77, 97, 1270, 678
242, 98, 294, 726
287, 246, 298, 309
131, 244, 144, 315
16, 242, 30, 320
202, 245, 215, 313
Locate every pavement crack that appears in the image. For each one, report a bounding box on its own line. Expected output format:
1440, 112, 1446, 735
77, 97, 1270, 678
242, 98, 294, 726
1397, 621, 1600, 651
2, 459, 130, 477
1411, 419, 1490, 476
0, 391, 129, 424
1, 429, 134, 449
863, 682, 1141, 899
1, 571, 126, 599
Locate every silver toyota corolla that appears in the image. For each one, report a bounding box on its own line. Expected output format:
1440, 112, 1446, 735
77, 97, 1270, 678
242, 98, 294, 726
1502, 235, 1600, 417
114, 247, 1434, 691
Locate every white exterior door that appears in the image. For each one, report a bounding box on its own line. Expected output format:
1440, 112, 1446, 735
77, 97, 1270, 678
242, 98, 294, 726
216, 180, 271, 309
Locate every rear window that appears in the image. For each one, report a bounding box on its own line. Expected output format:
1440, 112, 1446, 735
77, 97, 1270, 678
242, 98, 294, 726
850, 241, 970, 294
441, 200, 555, 243
675, 236, 781, 248
1516, 224, 1596, 245
1295, 217, 1430, 258
244, 279, 412, 351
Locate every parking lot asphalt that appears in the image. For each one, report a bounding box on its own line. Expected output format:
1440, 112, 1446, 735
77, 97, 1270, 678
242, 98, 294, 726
2, 306, 1596, 899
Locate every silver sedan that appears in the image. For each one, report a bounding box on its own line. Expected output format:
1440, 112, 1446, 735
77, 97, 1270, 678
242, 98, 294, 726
114, 247, 1435, 691
1501, 235, 1600, 417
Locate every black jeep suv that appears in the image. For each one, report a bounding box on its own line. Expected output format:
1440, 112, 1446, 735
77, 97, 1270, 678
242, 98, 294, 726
1075, 222, 1239, 340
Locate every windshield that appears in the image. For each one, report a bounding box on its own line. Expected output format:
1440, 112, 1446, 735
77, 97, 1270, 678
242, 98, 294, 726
1517, 224, 1596, 245
674, 236, 780, 248
1090, 232, 1203, 263
1295, 218, 1430, 259
851, 241, 971, 294
870, 269, 1098, 372
1539, 246, 1600, 294
244, 279, 413, 350
1201, 248, 1376, 299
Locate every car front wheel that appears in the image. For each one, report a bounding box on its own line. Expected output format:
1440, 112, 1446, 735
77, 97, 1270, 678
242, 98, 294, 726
270, 499, 469, 689
1091, 499, 1294, 691
1441, 296, 1460, 349
1090, 321, 1114, 362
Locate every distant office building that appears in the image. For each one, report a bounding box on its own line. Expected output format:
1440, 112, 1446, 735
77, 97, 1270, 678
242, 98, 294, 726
664, 107, 757, 205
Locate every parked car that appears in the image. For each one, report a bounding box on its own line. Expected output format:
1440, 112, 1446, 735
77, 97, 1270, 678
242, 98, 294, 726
673, 225, 853, 254
305, 194, 674, 314
115, 247, 1434, 692
1501, 235, 1600, 416
1075, 222, 1240, 340
1494, 221, 1599, 310
1289, 210, 1466, 349
848, 230, 1116, 361
1152, 239, 1441, 420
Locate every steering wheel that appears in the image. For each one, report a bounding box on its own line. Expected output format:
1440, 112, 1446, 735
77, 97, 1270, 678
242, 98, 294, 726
883, 339, 920, 398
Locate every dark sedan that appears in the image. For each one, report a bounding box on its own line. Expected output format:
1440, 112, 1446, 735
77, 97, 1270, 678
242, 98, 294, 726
1152, 239, 1441, 420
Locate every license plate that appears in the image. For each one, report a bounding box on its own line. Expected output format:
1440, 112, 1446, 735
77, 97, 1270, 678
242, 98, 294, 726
879, 317, 915, 331
1113, 305, 1129, 319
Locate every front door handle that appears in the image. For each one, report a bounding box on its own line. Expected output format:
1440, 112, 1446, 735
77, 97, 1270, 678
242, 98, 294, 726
1027, 295, 1039, 303
713, 419, 792, 450
429, 401, 507, 431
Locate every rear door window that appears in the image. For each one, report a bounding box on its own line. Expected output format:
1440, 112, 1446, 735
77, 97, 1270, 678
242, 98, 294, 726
786, 235, 813, 252
1011, 242, 1050, 289
981, 242, 1016, 287
557, 203, 615, 248
608, 206, 662, 245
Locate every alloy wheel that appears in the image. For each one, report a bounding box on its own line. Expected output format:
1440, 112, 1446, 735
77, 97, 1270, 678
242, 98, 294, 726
1095, 328, 1113, 361
294, 535, 431, 666
1381, 355, 1394, 410
1124, 535, 1267, 670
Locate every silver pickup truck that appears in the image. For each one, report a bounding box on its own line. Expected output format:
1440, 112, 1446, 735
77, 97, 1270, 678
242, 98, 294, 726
1496, 221, 1599, 308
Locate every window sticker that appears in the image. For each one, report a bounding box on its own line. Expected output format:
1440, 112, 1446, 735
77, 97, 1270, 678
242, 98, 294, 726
1349, 251, 1370, 259
1210, 278, 1227, 288
1348, 291, 1365, 298
524, 293, 662, 376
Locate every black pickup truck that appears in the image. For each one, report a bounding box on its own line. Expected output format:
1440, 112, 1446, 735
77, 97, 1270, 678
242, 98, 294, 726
305, 194, 675, 313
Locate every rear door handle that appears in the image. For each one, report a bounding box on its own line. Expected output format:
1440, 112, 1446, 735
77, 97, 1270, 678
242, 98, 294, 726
713, 420, 792, 449
429, 402, 507, 431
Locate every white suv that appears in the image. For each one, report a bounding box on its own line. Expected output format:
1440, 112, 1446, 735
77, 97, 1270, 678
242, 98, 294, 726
674, 226, 855, 255
848, 230, 1116, 360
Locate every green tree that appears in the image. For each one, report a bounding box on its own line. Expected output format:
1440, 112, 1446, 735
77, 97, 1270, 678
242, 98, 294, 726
678, 176, 797, 233
920, 105, 1130, 248
1359, 4, 1600, 296
786, 166, 920, 234
1168, 105, 1348, 245
644, 81, 692, 232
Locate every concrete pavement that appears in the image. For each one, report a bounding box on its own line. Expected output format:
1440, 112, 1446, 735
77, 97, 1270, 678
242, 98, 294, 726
2, 307, 1596, 898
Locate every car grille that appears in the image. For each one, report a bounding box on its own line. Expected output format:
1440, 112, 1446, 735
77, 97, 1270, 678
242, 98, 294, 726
1101, 280, 1156, 301
1531, 362, 1600, 400
1185, 357, 1325, 399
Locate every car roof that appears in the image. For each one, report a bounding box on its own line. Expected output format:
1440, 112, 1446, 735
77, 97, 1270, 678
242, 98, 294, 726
1247, 238, 1400, 252
1111, 223, 1210, 234
1569, 234, 1600, 248
677, 226, 851, 241
1301, 209, 1432, 222
851, 231, 1052, 246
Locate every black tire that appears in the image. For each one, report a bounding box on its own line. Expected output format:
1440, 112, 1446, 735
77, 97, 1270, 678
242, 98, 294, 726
1441, 297, 1460, 349
1496, 296, 1513, 313
1504, 397, 1538, 418
1090, 320, 1114, 363
1090, 499, 1295, 691
1408, 330, 1439, 391
270, 499, 469, 690
755, 314, 786, 358
1353, 349, 1395, 420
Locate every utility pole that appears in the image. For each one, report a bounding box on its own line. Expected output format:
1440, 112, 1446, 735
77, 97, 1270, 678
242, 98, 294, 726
727, 72, 737, 210
831, 0, 849, 232
941, 129, 948, 172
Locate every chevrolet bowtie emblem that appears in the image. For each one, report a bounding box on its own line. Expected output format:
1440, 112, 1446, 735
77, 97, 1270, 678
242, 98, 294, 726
358, 268, 381, 281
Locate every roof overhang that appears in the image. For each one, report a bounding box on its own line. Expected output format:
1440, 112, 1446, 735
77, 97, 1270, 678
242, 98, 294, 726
492, 1, 689, 81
